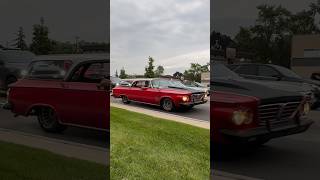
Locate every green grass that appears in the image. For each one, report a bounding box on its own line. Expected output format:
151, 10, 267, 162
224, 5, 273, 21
111, 107, 210, 180
0, 141, 108, 180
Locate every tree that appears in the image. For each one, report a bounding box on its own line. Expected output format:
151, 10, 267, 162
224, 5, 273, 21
144, 56, 155, 78
13, 27, 28, 50
30, 17, 51, 55
234, 3, 320, 67
119, 68, 128, 79
115, 70, 119, 77
154, 66, 164, 77
173, 71, 183, 80
183, 63, 209, 82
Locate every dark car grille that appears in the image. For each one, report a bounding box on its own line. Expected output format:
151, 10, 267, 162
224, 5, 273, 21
191, 93, 205, 102
258, 101, 301, 128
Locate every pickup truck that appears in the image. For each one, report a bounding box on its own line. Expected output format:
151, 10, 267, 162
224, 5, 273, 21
112, 78, 207, 111
211, 63, 313, 145
4, 55, 110, 132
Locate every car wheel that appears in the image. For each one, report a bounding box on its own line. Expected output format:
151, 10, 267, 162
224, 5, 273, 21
121, 96, 130, 104
37, 107, 66, 133
161, 98, 174, 112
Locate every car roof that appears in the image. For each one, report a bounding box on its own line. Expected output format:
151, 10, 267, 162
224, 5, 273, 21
33, 53, 109, 62
123, 78, 180, 82
123, 78, 154, 81
230, 63, 278, 67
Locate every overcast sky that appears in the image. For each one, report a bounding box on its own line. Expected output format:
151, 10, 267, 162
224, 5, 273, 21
110, 0, 210, 75
0, 0, 109, 46
212, 0, 315, 37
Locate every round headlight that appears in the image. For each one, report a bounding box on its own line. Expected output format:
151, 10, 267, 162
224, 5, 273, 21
232, 110, 253, 125
182, 96, 189, 102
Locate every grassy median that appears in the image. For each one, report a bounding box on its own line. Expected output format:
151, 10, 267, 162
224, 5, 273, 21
111, 107, 210, 179
0, 141, 108, 180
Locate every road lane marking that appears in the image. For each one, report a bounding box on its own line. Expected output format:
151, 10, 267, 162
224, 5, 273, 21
212, 170, 263, 180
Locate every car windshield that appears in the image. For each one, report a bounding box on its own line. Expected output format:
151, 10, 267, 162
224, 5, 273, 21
26, 60, 72, 80
274, 65, 302, 79
194, 82, 205, 87
212, 63, 240, 79
153, 79, 186, 88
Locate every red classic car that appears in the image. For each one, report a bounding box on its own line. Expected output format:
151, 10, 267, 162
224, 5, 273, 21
211, 63, 313, 145
112, 78, 207, 111
3, 55, 110, 132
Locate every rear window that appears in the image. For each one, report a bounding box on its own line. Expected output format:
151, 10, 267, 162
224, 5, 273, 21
26, 60, 72, 80
234, 65, 257, 75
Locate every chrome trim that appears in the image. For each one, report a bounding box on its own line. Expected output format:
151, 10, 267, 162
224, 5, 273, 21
258, 101, 302, 128
60, 122, 109, 132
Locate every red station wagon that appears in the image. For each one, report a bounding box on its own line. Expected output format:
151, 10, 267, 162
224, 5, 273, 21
112, 78, 208, 111
4, 55, 110, 132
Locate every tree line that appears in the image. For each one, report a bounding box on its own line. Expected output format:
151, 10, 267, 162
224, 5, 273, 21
211, 0, 320, 67
116, 56, 209, 82
9, 17, 109, 55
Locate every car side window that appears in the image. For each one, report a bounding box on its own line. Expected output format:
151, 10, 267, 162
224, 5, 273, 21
152, 80, 160, 88
70, 62, 108, 83
132, 81, 142, 88
234, 65, 257, 75
258, 66, 280, 77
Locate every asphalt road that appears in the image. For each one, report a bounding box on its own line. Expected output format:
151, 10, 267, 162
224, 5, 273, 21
0, 98, 108, 148
111, 96, 210, 121
212, 110, 320, 180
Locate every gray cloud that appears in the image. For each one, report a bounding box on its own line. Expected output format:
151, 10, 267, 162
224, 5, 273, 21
0, 0, 109, 46
111, 0, 210, 75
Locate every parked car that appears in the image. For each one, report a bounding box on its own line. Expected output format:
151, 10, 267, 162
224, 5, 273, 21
112, 78, 207, 111
228, 63, 320, 108
0, 49, 35, 93
211, 63, 313, 145
110, 76, 131, 89
4, 56, 109, 132
183, 81, 210, 96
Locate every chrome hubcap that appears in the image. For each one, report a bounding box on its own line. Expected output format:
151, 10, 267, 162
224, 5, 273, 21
40, 108, 56, 128
163, 99, 172, 111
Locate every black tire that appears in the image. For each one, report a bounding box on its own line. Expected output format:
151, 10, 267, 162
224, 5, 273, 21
37, 107, 66, 133
121, 96, 130, 104
161, 98, 175, 112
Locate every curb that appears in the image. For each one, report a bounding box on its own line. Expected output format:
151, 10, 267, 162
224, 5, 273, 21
0, 128, 109, 165
111, 103, 210, 129
212, 170, 263, 180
